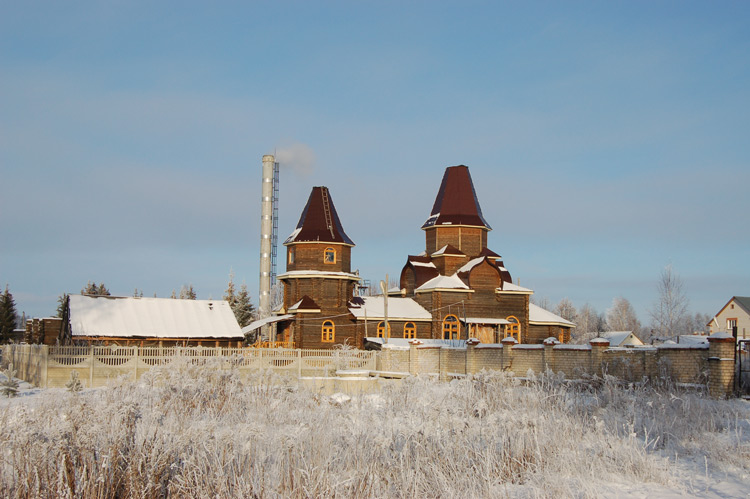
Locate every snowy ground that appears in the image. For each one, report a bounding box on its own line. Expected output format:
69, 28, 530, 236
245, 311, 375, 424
0, 365, 748, 498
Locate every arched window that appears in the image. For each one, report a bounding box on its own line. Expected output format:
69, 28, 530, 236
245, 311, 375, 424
442, 314, 459, 340
403, 322, 416, 339
322, 321, 335, 342
324, 247, 336, 264
376, 321, 391, 338
505, 316, 520, 343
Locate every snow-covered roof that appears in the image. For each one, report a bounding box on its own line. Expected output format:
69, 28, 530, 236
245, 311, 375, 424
349, 296, 432, 321
497, 282, 534, 293
416, 274, 470, 291
457, 257, 485, 273
677, 335, 709, 345
528, 303, 575, 327
242, 314, 294, 334
432, 245, 465, 257
462, 317, 511, 325
278, 270, 361, 280
68, 295, 242, 339
366, 337, 467, 348
411, 261, 437, 268
600, 331, 643, 347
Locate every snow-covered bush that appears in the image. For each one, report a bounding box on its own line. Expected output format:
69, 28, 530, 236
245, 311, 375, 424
0, 366, 747, 497
0, 364, 19, 398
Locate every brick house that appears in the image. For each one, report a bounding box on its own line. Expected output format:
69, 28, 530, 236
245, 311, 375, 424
708, 296, 750, 342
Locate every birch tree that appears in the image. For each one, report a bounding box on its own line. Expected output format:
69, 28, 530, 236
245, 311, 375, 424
649, 265, 689, 339
606, 297, 641, 333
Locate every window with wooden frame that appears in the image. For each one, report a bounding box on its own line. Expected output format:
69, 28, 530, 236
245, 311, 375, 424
376, 321, 391, 338
322, 321, 335, 342
324, 247, 336, 264
442, 314, 459, 340
505, 316, 521, 343
727, 318, 738, 331
403, 322, 416, 339
288, 248, 295, 264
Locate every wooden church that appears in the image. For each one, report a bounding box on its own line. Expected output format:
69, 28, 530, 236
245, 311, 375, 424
274, 166, 574, 348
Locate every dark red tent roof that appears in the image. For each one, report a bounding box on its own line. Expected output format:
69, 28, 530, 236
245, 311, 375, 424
422, 166, 491, 230
284, 186, 355, 245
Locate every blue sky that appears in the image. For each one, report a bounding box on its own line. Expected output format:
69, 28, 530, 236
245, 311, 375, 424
1, 1, 749, 324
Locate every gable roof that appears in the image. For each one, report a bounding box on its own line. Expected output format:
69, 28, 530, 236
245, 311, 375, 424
349, 296, 432, 321
432, 244, 466, 257
528, 303, 575, 327
68, 295, 242, 339
708, 295, 750, 326
284, 186, 355, 245
733, 296, 750, 314
416, 274, 471, 291
422, 165, 492, 230
288, 295, 321, 312
600, 331, 643, 347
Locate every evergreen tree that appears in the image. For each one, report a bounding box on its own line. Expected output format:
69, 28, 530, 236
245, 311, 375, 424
66, 371, 83, 393
0, 285, 19, 343
1, 363, 19, 398
224, 270, 237, 308
170, 289, 177, 299
81, 281, 110, 296
179, 285, 196, 300
56, 294, 69, 318
233, 284, 256, 327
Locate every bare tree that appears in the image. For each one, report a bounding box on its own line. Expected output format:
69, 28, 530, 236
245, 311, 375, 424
553, 298, 577, 323
606, 297, 641, 333
649, 265, 689, 339
574, 303, 600, 335
531, 295, 552, 311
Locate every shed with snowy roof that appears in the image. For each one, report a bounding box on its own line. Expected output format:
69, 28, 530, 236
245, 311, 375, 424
62, 294, 244, 347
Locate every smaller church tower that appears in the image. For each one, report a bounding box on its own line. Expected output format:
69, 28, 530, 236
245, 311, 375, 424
277, 186, 360, 348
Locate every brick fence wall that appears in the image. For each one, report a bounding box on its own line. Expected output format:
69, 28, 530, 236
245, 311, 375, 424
379, 335, 734, 397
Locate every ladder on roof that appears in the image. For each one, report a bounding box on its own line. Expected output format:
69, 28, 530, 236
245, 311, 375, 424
321, 187, 335, 239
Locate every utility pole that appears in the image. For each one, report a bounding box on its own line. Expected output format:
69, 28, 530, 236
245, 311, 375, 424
380, 274, 389, 344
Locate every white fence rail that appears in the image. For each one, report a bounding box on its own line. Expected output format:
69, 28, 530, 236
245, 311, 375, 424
2, 345, 378, 389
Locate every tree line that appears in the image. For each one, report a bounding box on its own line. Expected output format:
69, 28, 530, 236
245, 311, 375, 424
533, 265, 711, 343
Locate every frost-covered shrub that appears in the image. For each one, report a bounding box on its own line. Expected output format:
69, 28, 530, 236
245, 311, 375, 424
0, 365, 747, 497
0, 364, 19, 398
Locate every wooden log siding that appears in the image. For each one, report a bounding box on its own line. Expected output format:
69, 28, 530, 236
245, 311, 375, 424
285, 244, 352, 274
426, 227, 487, 256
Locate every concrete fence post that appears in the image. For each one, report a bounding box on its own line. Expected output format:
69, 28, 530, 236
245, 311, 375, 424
438, 346, 448, 381
89, 345, 95, 388
42, 345, 49, 388
466, 338, 480, 376
543, 337, 559, 373
708, 332, 735, 398
409, 340, 422, 375
501, 337, 517, 372
590, 338, 610, 377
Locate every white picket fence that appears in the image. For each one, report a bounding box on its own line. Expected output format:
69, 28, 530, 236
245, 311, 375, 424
2, 344, 377, 388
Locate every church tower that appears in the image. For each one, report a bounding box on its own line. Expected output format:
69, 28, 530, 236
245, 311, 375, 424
277, 186, 360, 348
422, 165, 492, 258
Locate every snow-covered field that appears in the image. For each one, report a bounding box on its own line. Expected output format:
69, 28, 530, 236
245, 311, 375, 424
0, 363, 748, 498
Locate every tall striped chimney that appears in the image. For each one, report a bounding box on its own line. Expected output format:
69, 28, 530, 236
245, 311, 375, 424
259, 154, 274, 325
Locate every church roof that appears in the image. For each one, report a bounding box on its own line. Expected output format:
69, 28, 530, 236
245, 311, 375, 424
285, 186, 355, 245
422, 166, 492, 230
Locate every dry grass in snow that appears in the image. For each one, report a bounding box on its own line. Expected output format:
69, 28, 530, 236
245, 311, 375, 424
0, 362, 748, 498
